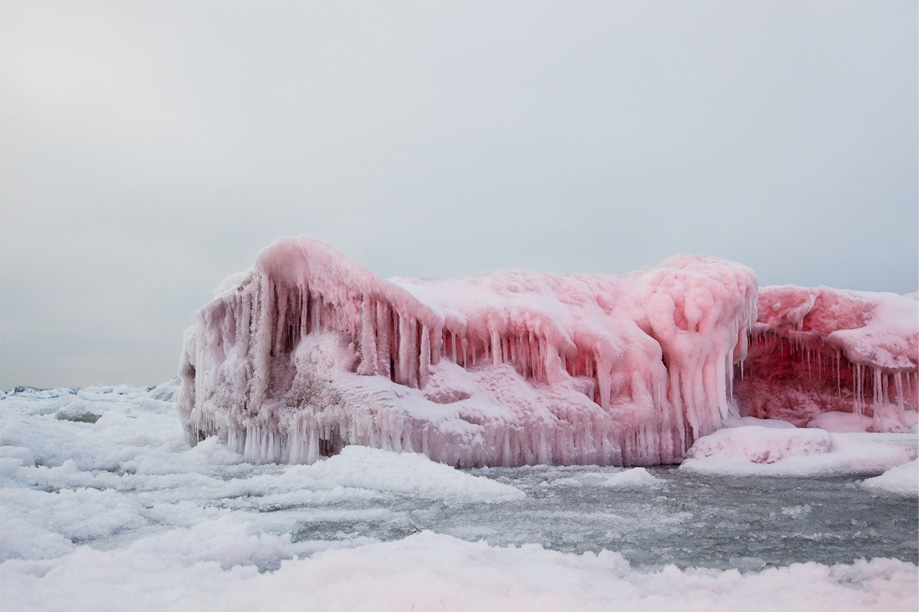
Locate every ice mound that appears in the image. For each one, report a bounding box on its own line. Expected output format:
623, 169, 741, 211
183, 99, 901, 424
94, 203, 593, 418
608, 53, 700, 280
860, 460, 919, 497
292, 445, 524, 503
806, 411, 875, 433
179, 236, 758, 466
734, 285, 918, 431
685, 426, 833, 463
681, 426, 918, 477
552, 467, 662, 488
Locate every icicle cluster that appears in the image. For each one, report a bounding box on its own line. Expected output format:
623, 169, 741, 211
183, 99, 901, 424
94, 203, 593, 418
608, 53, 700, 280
734, 285, 919, 430
178, 236, 758, 467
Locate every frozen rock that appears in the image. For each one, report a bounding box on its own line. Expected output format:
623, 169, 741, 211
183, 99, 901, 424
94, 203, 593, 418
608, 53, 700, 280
178, 236, 757, 466
734, 285, 918, 431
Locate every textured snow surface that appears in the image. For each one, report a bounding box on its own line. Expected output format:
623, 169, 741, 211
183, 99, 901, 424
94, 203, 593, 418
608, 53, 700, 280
179, 235, 759, 466
860, 460, 919, 497
682, 425, 918, 477
734, 285, 918, 430
2, 385, 917, 611
8, 532, 917, 612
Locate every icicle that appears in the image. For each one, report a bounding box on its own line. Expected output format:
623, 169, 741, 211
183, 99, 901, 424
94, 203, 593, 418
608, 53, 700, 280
854, 364, 863, 415
871, 367, 884, 431
408, 320, 420, 388
597, 366, 611, 409
836, 350, 841, 399
357, 296, 378, 376
376, 301, 391, 378
419, 325, 431, 388
396, 315, 411, 386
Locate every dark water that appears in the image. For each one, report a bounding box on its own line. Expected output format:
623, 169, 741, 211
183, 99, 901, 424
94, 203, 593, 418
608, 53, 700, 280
292, 466, 918, 570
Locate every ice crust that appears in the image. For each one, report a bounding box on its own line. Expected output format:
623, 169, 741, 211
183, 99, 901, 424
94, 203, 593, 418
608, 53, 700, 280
734, 285, 919, 430
179, 236, 759, 467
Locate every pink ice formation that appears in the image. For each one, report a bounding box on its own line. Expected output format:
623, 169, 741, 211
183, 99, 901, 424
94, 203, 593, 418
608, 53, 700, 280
734, 285, 918, 430
177, 236, 918, 467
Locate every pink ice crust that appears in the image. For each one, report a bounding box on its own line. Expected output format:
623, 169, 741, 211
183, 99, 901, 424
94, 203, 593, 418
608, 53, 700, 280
734, 286, 918, 430
178, 236, 917, 466
178, 236, 758, 466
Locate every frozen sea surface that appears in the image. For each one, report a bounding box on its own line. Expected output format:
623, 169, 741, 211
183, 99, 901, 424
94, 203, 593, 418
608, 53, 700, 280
1, 383, 916, 611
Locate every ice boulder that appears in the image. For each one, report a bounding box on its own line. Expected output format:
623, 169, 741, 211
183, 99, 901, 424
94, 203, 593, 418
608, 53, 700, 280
734, 286, 918, 431
178, 236, 757, 467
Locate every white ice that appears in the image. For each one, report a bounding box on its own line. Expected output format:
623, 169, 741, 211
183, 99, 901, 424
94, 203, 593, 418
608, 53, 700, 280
860, 460, 919, 497
681, 425, 918, 477
550, 467, 662, 489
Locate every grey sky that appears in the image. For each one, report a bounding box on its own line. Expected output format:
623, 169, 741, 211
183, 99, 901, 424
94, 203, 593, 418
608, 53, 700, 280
2, 1, 916, 389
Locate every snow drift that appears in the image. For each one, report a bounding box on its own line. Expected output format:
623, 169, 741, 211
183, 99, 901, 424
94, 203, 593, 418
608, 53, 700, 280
178, 236, 758, 467
733, 286, 919, 431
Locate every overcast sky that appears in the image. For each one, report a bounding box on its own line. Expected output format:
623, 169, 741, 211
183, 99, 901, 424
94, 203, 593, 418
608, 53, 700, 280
1, 1, 916, 389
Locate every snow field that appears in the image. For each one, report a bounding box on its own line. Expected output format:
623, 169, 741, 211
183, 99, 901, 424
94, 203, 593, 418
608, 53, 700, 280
4, 532, 916, 612
2, 384, 917, 610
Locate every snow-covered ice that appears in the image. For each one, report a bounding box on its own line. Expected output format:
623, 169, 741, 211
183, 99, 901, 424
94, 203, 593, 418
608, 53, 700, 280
2, 383, 917, 611
860, 459, 919, 497
681, 424, 917, 477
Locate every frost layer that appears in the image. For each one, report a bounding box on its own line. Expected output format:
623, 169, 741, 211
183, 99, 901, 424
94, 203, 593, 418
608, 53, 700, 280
178, 236, 757, 466
734, 286, 919, 431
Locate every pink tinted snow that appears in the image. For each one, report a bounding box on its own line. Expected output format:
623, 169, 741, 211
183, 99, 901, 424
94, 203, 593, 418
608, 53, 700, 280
177, 236, 917, 466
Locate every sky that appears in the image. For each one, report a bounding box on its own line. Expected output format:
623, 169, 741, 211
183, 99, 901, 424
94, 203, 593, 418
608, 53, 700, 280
1, 1, 916, 389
